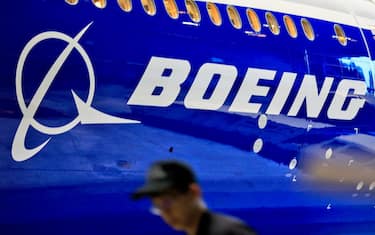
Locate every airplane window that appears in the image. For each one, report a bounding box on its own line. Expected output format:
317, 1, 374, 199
207, 2, 222, 26
370, 181, 375, 191
185, 0, 201, 23
301, 18, 315, 41
334, 24, 347, 46
92, 0, 106, 8
284, 15, 298, 38
265, 12, 280, 35
118, 0, 132, 12
227, 6, 242, 29
164, 0, 179, 19
65, 0, 79, 5
141, 0, 156, 16
246, 8, 261, 33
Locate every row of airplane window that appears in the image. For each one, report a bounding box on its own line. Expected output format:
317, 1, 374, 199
65, 0, 349, 46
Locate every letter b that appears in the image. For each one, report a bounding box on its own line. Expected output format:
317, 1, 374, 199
128, 57, 191, 107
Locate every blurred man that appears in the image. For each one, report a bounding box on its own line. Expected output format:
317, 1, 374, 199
132, 160, 257, 235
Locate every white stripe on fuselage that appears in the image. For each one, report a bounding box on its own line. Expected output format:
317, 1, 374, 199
197, 0, 375, 30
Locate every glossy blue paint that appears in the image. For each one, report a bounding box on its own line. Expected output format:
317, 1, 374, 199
1, 1, 375, 234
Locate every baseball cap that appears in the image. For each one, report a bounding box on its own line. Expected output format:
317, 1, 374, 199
132, 160, 197, 199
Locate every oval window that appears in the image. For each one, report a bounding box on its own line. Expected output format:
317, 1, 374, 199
65, 0, 79, 5
118, 0, 132, 12
246, 8, 261, 32
266, 12, 280, 35
284, 15, 298, 38
92, 0, 106, 8
164, 0, 179, 19
301, 18, 315, 41
207, 2, 222, 26
227, 6, 242, 29
185, 0, 201, 23
334, 24, 347, 46
141, 0, 156, 16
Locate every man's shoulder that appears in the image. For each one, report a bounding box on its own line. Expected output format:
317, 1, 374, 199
209, 212, 244, 226
199, 211, 257, 235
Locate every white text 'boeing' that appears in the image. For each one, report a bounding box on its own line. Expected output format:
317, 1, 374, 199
128, 56, 367, 121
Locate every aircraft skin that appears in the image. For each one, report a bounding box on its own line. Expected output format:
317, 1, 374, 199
1, 0, 375, 234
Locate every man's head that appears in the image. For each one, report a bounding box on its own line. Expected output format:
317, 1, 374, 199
132, 160, 205, 231
132, 160, 197, 199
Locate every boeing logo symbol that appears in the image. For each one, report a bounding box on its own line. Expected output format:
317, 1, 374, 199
12, 22, 140, 162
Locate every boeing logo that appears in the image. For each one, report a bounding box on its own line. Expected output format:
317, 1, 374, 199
12, 23, 368, 162
128, 57, 367, 121
12, 22, 140, 162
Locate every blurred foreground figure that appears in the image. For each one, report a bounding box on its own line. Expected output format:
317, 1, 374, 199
132, 160, 257, 235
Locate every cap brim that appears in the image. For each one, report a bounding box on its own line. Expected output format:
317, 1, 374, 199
131, 181, 174, 200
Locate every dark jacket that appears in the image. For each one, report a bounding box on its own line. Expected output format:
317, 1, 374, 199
196, 211, 257, 235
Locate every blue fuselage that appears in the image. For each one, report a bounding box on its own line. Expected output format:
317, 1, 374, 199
1, 1, 375, 234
